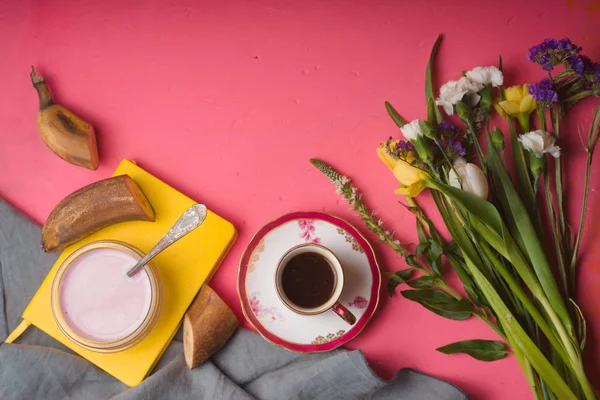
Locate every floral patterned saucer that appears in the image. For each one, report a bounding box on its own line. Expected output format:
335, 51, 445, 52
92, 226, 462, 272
238, 211, 381, 352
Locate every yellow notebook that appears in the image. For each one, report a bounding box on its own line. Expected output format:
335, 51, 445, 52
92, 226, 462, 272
5, 159, 237, 387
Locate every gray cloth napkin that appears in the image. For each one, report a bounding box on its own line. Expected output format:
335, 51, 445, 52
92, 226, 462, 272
0, 199, 468, 400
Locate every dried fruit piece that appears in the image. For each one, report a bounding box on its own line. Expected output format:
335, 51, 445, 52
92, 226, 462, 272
41, 175, 155, 252
31, 67, 99, 170
183, 285, 238, 369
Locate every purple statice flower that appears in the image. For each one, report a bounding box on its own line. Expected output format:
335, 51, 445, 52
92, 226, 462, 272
529, 78, 558, 107
557, 38, 579, 51
527, 38, 582, 72
587, 62, 600, 96
441, 138, 467, 158
437, 120, 459, 138
386, 139, 415, 161
566, 54, 592, 77
396, 140, 415, 152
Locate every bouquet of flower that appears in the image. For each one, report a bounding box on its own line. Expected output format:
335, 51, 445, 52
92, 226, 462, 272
311, 36, 600, 400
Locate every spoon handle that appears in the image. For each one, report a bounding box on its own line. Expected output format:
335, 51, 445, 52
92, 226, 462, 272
126, 204, 207, 277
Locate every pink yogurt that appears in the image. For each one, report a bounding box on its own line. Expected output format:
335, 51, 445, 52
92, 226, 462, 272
58, 247, 152, 342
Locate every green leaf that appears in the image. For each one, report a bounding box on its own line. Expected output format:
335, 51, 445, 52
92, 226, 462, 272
385, 101, 408, 128
498, 55, 503, 72
430, 182, 544, 295
432, 192, 492, 305
406, 276, 436, 289
507, 119, 538, 225
416, 219, 428, 245
415, 243, 430, 257
425, 34, 443, 124
401, 290, 473, 320
423, 299, 474, 321
385, 269, 414, 296
429, 241, 443, 277
430, 256, 443, 277
429, 241, 443, 261
446, 251, 487, 307
432, 192, 484, 267
404, 254, 424, 270
427, 97, 438, 126
569, 299, 587, 352
486, 131, 572, 333
436, 339, 509, 361
416, 219, 443, 276
430, 181, 503, 234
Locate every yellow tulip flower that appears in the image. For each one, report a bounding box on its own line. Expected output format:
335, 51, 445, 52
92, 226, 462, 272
493, 98, 508, 119
376, 140, 417, 168
391, 160, 430, 198
376, 143, 429, 197
376, 139, 401, 170
495, 84, 537, 131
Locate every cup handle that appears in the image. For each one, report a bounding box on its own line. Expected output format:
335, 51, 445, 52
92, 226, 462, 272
332, 302, 356, 325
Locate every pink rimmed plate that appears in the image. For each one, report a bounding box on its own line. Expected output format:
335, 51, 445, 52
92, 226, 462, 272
238, 211, 381, 353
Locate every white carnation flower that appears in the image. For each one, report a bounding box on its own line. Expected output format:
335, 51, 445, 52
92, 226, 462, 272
435, 77, 484, 115
400, 119, 425, 141
518, 130, 561, 158
466, 66, 504, 87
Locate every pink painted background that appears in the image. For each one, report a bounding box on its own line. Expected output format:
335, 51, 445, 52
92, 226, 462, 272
1, 0, 600, 398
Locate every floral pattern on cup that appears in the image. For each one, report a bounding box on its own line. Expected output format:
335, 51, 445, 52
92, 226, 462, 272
312, 329, 346, 344
249, 293, 283, 323
348, 296, 368, 309
298, 219, 321, 244
248, 239, 265, 273
336, 228, 364, 253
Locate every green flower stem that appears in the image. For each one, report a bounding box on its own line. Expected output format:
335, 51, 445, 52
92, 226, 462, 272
408, 199, 508, 341
508, 330, 542, 400
569, 102, 600, 294
474, 309, 508, 342
483, 140, 575, 336
506, 117, 538, 227
550, 107, 566, 244
542, 106, 568, 300
533, 175, 540, 207
537, 108, 547, 131
465, 119, 487, 172
430, 181, 592, 395
469, 214, 586, 383
433, 193, 514, 340
563, 91, 593, 103
435, 280, 460, 300
543, 165, 569, 299
478, 240, 569, 364
537, 292, 595, 398
463, 257, 578, 400
434, 185, 589, 398
517, 114, 531, 133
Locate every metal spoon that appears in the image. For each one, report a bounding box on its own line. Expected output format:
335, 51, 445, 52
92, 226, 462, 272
126, 204, 207, 277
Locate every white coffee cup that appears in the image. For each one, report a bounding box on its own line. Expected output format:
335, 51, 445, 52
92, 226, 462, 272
274, 243, 356, 325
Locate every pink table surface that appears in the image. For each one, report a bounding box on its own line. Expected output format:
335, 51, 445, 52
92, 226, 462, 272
2, 0, 599, 398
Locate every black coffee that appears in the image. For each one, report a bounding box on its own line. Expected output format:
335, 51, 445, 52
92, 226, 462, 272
281, 252, 335, 309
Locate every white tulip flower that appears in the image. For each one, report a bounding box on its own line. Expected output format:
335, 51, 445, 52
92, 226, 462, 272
448, 158, 489, 199
518, 130, 561, 158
